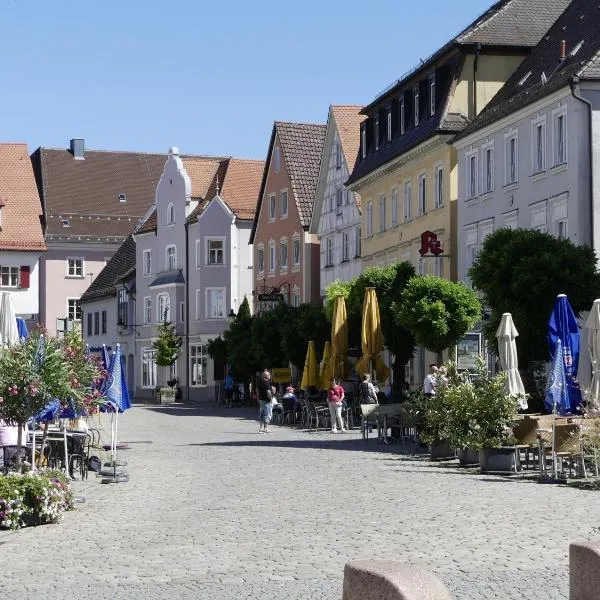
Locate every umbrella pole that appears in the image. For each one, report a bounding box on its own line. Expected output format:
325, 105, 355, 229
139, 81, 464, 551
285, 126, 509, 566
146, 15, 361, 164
552, 407, 558, 480
31, 426, 36, 473
63, 424, 68, 478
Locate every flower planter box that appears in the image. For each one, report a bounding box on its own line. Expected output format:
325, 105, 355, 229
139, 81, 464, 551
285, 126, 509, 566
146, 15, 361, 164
479, 447, 520, 473
159, 388, 177, 404
429, 440, 455, 460
457, 448, 480, 467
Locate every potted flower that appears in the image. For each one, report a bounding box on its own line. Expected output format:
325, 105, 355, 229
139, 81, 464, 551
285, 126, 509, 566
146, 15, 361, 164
443, 358, 520, 472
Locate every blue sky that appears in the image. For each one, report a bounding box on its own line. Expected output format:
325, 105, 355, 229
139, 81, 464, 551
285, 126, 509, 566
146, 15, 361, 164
1, 0, 491, 159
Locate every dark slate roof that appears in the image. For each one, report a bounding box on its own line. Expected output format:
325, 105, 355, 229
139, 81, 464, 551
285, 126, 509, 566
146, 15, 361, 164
149, 270, 185, 287
80, 235, 135, 303
250, 121, 326, 243
456, 0, 600, 141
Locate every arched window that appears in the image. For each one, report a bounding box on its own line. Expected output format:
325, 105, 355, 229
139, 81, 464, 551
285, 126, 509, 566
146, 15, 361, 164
167, 203, 175, 225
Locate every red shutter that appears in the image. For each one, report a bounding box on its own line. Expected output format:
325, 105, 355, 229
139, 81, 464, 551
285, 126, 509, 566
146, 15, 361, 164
19, 266, 30, 289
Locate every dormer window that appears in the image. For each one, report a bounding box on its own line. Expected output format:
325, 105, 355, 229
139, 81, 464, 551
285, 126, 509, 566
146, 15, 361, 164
167, 203, 175, 225
400, 99, 405, 135
361, 125, 366, 159
118, 193, 127, 203
61, 218, 71, 228
387, 108, 392, 142
414, 87, 420, 127
429, 75, 436, 116
374, 117, 379, 151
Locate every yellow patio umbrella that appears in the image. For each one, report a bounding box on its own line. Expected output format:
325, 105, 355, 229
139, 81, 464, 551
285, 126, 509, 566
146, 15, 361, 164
319, 341, 333, 389
300, 340, 319, 390
356, 287, 389, 383
331, 295, 348, 380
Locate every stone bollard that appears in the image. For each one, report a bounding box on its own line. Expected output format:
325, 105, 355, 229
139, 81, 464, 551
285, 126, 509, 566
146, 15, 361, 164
570, 541, 600, 600
343, 560, 454, 600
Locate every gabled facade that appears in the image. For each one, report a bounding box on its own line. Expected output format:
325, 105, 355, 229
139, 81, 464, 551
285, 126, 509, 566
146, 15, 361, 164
346, 0, 570, 386
250, 121, 326, 311
80, 235, 136, 391
132, 148, 262, 401
310, 106, 364, 297
0, 143, 46, 325
31, 140, 166, 335
454, 0, 599, 286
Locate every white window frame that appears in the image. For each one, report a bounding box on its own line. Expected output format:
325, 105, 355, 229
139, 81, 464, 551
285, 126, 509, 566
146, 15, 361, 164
205, 287, 226, 320
551, 193, 568, 239
429, 75, 436, 116
466, 150, 478, 199
342, 231, 349, 261
434, 166, 443, 208
269, 243, 276, 273
144, 296, 152, 324
335, 142, 342, 169
280, 189, 288, 218
157, 293, 170, 322
292, 237, 301, 267
166, 245, 177, 271
531, 115, 546, 174
403, 180, 412, 222
531, 200, 548, 233
280, 239, 288, 271
206, 237, 225, 266
387, 108, 392, 142
166, 202, 175, 225
291, 287, 301, 308
434, 255, 444, 277
418, 172, 426, 216
336, 188, 343, 215
391, 187, 399, 226
553, 106, 568, 166
355, 227, 361, 258
143, 249, 152, 276
189, 344, 208, 387
374, 117, 379, 151
361, 125, 366, 159
366, 201, 373, 236
67, 298, 81, 322
268, 193, 276, 221
274, 146, 281, 173
400, 99, 405, 134
418, 257, 425, 276
378, 194, 386, 233
478, 219, 494, 246
256, 245, 265, 274
141, 348, 157, 389
482, 142, 494, 193
503, 210, 518, 230
505, 130, 519, 185
413, 87, 420, 126
325, 237, 333, 267
67, 257, 84, 278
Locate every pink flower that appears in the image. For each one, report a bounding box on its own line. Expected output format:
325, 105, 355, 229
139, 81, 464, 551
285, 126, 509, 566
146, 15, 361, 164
8, 385, 19, 396
0, 396, 4, 403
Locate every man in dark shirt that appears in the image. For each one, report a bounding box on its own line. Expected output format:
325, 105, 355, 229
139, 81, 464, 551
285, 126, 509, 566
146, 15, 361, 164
256, 369, 273, 434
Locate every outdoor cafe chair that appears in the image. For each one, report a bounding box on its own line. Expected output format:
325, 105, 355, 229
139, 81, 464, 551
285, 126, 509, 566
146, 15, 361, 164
360, 404, 379, 440
304, 398, 330, 431
2, 445, 31, 474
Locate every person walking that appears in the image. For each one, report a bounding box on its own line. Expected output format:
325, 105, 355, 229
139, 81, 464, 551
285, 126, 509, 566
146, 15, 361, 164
360, 373, 378, 404
256, 369, 274, 434
423, 364, 438, 398
327, 377, 346, 433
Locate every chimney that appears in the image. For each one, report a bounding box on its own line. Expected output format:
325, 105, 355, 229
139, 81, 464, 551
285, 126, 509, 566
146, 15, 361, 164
70, 138, 85, 160
560, 39, 566, 60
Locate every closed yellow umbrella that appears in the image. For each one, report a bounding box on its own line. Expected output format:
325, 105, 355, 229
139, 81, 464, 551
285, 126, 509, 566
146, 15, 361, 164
301, 340, 318, 390
331, 295, 348, 380
319, 341, 333, 389
356, 287, 389, 383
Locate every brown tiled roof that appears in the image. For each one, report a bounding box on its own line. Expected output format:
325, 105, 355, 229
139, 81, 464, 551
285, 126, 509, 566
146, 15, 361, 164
80, 235, 135, 302
182, 157, 224, 199
331, 106, 365, 176
31, 147, 167, 242
219, 158, 264, 220
133, 210, 157, 235
0, 143, 46, 251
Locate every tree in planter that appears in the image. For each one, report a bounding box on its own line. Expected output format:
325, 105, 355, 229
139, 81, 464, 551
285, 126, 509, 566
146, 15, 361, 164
207, 336, 228, 382
469, 228, 600, 403
152, 317, 183, 389
393, 276, 481, 354
336, 262, 416, 392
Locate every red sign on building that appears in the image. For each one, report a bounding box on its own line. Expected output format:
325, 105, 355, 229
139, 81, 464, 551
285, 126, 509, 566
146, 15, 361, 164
419, 231, 443, 257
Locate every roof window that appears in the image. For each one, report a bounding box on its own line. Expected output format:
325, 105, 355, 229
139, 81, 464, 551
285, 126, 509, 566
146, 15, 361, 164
570, 40, 584, 57
118, 193, 127, 203
518, 71, 531, 86
61, 218, 71, 228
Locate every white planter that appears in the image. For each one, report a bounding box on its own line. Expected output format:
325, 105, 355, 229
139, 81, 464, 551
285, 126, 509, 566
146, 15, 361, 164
159, 388, 177, 405
479, 447, 520, 473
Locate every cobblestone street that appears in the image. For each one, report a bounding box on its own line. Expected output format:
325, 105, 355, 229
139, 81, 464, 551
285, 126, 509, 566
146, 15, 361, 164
0, 403, 598, 599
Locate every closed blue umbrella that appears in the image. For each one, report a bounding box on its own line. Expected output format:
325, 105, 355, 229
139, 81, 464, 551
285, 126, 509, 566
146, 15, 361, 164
104, 344, 129, 468
548, 294, 583, 414
545, 339, 569, 414
16, 318, 28, 340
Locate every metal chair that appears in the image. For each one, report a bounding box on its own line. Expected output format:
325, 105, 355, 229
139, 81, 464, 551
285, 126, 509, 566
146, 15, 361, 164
2, 445, 31, 474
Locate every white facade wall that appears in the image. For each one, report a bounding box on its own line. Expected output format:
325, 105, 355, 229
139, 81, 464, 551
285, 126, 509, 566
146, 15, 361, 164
455, 89, 590, 284
0, 251, 42, 317
316, 129, 362, 297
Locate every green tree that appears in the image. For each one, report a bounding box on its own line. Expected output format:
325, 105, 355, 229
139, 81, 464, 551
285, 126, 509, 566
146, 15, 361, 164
393, 276, 481, 353
323, 279, 352, 321
251, 302, 290, 369
152, 319, 183, 382
469, 228, 600, 394
206, 336, 228, 381
340, 262, 416, 390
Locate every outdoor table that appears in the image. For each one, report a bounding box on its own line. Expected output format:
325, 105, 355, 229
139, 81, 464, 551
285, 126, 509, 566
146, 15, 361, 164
376, 404, 404, 445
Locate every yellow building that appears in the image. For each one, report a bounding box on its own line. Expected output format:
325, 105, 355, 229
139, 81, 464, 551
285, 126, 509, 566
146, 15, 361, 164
346, 0, 571, 384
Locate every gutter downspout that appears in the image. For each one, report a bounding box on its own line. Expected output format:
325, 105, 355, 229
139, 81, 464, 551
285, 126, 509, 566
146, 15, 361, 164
473, 42, 482, 118
185, 220, 190, 401
570, 77, 595, 256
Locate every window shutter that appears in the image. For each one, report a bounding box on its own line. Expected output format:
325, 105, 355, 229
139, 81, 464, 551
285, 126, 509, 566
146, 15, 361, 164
19, 266, 30, 289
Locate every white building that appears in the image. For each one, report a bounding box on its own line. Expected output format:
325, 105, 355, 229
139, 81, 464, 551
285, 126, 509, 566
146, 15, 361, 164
310, 106, 364, 297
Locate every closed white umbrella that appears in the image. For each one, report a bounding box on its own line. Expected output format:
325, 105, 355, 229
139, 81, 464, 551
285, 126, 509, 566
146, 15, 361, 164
0, 292, 19, 346
496, 312, 527, 409
585, 299, 600, 410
